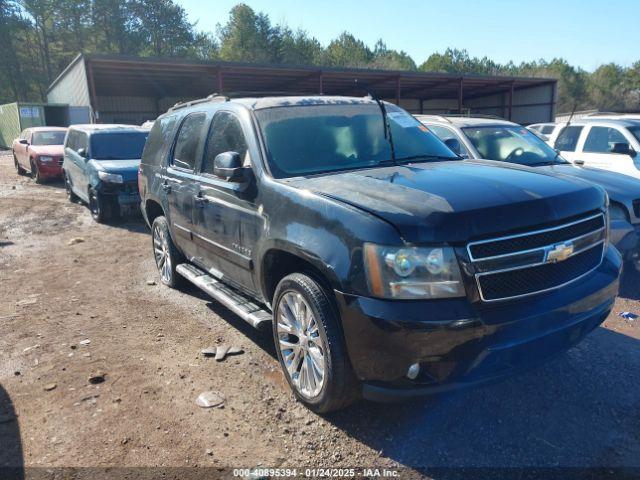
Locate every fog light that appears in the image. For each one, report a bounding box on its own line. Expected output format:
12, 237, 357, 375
407, 362, 420, 380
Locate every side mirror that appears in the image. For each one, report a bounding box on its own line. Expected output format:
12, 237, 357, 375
19, 139, 28, 145
444, 138, 464, 157
610, 142, 633, 155
214, 151, 245, 181
77, 148, 88, 158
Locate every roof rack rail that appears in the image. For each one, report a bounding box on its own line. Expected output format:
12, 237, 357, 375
413, 114, 453, 124
584, 111, 619, 117
169, 93, 229, 112
445, 113, 504, 120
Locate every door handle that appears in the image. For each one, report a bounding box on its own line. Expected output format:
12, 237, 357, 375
574, 160, 584, 166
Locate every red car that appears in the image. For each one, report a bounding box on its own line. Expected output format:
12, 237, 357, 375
12, 127, 68, 182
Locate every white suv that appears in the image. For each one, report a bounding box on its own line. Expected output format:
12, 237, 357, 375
548, 118, 640, 180
527, 123, 556, 141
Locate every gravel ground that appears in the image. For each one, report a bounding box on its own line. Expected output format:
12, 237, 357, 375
0, 150, 638, 479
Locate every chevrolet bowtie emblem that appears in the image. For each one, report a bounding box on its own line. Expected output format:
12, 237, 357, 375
545, 242, 575, 263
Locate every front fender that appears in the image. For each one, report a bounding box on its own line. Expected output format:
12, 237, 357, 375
255, 179, 403, 298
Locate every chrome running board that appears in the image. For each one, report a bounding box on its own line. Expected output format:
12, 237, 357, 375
176, 263, 272, 329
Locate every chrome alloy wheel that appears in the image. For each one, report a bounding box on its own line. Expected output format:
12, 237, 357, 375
153, 224, 172, 283
276, 291, 326, 398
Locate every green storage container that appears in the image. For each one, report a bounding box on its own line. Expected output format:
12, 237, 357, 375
0, 102, 46, 148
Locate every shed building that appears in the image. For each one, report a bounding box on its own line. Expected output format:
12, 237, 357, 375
0, 101, 90, 148
47, 53, 557, 126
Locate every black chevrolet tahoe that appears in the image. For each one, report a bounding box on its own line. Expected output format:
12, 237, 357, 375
139, 95, 621, 412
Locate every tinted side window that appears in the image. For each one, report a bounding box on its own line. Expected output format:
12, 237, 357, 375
78, 132, 88, 151
541, 125, 555, 134
554, 126, 583, 152
65, 130, 78, 150
202, 111, 249, 175
142, 115, 177, 165
583, 127, 627, 153
172, 113, 206, 170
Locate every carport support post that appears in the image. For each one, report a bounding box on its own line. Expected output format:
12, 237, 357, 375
217, 69, 224, 94
458, 78, 464, 113
318, 71, 324, 95
86, 59, 98, 123
419, 99, 424, 114
508, 81, 515, 120
395, 76, 401, 105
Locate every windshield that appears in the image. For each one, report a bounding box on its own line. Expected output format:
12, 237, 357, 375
254, 103, 458, 178
90, 132, 148, 160
31, 131, 66, 146
462, 125, 567, 166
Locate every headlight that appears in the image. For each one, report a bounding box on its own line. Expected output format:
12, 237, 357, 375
609, 203, 629, 222
98, 171, 123, 183
39, 156, 54, 163
363, 244, 466, 299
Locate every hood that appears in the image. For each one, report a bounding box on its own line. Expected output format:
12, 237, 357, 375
30, 145, 64, 157
539, 164, 640, 203
90, 159, 140, 182
288, 160, 605, 244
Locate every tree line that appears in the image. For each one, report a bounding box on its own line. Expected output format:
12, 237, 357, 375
1, 0, 639, 114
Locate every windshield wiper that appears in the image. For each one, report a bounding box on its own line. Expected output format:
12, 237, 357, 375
367, 91, 396, 164
395, 154, 458, 163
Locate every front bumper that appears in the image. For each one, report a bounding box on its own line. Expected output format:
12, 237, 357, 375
36, 160, 63, 179
336, 246, 621, 401
97, 181, 140, 216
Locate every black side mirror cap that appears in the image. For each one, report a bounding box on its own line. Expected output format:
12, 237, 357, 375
214, 151, 245, 181
19, 139, 28, 145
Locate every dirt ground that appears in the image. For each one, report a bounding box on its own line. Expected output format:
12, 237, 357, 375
0, 150, 639, 479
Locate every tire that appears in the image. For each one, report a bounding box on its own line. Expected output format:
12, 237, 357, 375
151, 216, 184, 288
272, 273, 359, 413
14, 154, 26, 176
30, 160, 43, 184
88, 188, 111, 223
64, 171, 79, 203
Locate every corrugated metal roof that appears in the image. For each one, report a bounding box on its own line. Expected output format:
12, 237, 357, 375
48, 54, 556, 101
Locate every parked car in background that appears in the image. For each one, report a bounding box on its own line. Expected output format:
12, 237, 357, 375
416, 115, 640, 271
12, 127, 67, 182
62, 124, 148, 223
547, 118, 640, 180
138, 95, 621, 412
527, 122, 556, 141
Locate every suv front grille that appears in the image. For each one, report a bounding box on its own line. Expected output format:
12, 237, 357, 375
468, 213, 606, 302
478, 244, 603, 301
102, 180, 139, 195
469, 215, 604, 259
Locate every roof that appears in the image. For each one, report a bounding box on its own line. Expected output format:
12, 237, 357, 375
69, 124, 147, 133
49, 53, 556, 100
415, 114, 518, 128
173, 95, 379, 112
562, 118, 640, 127
27, 126, 68, 132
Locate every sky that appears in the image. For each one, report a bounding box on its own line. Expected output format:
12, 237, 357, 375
179, 0, 640, 71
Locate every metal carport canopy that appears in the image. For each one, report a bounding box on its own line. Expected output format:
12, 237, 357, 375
55, 54, 556, 114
